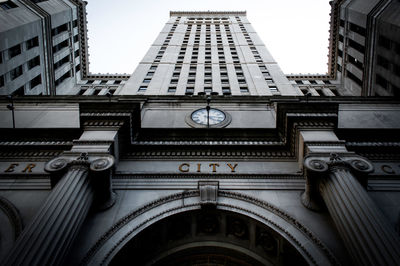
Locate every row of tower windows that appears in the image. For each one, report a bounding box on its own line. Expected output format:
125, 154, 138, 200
0, 36, 39, 65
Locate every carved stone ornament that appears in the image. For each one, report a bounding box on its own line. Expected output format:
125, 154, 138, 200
199, 181, 219, 206
90, 156, 115, 172
303, 153, 374, 174
45, 153, 115, 173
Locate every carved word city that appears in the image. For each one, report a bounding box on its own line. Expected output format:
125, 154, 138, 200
178, 163, 238, 173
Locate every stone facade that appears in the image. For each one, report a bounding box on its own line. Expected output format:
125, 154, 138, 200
0, 1, 400, 266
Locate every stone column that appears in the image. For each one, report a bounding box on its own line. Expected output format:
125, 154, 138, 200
303, 153, 400, 265
2, 153, 115, 266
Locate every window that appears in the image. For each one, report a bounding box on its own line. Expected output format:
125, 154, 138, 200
150, 66, 157, 70
26, 37, 39, 50
240, 86, 249, 92
171, 79, 178, 84
28, 56, 40, 69
52, 23, 68, 36
54, 55, 70, 70
0, 1, 18, 10
375, 74, 388, 89
74, 49, 80, 58
138, 86, 147, 92
348, 39, 365, 54
378, 35, 391, 50
349, 22, 366, 37
377, 55, 389, 69
222, 87, 230, 94
75, 64, 80, 72
30, 75, 41, 89
74, 35, 79, 43
53, 39, 69, 53
185, 87, 194, 95
168, 86, 176, 92
10, 65, 23, 80
346, 70, 362, 87
0, 75, 4, 87
9, 44, 21, 58
143, 79, 151, 83
55, 71, 71, 86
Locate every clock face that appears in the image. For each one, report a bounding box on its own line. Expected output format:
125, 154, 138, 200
191, 108, 226, 126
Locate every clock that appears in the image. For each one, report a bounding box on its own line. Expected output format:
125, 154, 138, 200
186, 108, 231, 128
191, 108, 225, 126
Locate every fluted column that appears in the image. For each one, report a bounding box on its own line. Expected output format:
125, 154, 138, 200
2, 153, 115, 266
303, 153, 400, 265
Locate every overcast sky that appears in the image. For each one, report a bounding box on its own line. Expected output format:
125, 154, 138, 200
86, 0, 331, 75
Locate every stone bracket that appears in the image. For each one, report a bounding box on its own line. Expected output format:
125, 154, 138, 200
198, 181, 219, 206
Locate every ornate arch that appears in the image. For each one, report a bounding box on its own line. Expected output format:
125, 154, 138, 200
81, 190, 339, 265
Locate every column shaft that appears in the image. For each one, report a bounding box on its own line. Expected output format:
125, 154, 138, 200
319, 167, 400, 265
3, 164, 94, 266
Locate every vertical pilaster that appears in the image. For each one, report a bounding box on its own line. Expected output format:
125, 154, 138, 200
303, 153, 400, 265
2, 153, 115, 266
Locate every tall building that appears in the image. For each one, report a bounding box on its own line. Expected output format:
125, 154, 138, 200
121, 12, 301, 96
1, 1, 400, 266
333, 0, 400, 96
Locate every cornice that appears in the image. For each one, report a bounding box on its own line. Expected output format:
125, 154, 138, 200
170, 11, 246, 16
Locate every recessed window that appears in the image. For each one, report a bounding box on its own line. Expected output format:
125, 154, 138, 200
185, 87, 194, 95
240, 87, 249, 92
138, 86, 147, 92
28, 56, 40, 70
10, 65, 23, 80
52, 23, 68, 36
54, 55, 70, 70
168, 86, 176, 92
53, 39, 69, 53
143, 79, 151, 83
26, 37, 39, 50
8, 44, 21, 58
150, 66, 157, 70
0, 1, 18, 10
0, 75, 4, 87
30, 75, 41, 89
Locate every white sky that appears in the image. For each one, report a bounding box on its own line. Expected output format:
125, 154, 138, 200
86, 0, 331, 75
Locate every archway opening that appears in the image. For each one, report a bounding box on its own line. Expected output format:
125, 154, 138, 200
110, 208, 308, 266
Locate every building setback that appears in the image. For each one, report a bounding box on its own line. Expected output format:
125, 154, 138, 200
0, 0, 400, 265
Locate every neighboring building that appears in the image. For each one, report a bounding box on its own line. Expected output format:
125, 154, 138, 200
333, 0, 400, 96
0, 0, 127, 96
1, 1, 400, 266
0, 0, 82, 95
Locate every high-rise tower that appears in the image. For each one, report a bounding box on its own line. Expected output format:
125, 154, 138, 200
121, 11, 301, 96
